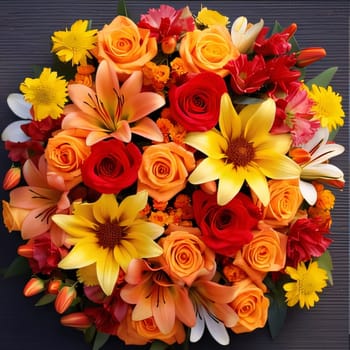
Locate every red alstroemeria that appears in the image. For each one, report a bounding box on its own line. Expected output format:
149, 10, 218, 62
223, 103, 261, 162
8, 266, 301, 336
21, 116, 63, 142
254, 23, 297, 56
5, 140, 44, 164
287, 217, 332, 267
225, 54, 269, 95
138, 4, 195, 43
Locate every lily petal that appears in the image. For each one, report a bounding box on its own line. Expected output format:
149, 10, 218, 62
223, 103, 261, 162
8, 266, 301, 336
190, 309, 205, 343
131, 117, 163, 142
1, 120, 31, 142
203, 309, 230, 346
299, 180, 317, 205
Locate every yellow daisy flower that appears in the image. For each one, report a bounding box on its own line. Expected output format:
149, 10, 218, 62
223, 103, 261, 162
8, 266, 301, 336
52, 191, 164, 296
51, 19, 97, 65
283, 261, 328, 309
20, 68, 68, 121
196, 7, 229, 27
185, 93, 301, 206
307, 84, 345, 132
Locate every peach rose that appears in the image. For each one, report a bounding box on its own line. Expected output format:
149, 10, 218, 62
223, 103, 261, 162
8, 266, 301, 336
233, 228, 287, 291
179, 25, 239, 77
45, 129, 91, 190
137, 142, 195, 202
2, 200, 30, 232
97, 16, 158, 76
253, 179, 303, 227
230, 278, 270, 334
159, 230, 216, 285
117, 307, 185, 345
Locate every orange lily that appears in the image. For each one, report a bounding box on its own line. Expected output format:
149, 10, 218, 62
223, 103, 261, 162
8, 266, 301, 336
62, 60, 165, 145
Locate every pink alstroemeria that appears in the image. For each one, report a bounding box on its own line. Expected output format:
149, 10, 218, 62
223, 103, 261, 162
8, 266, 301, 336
120, 258, 196, 335
62, 60, 165, 145
8, 155, 70, 246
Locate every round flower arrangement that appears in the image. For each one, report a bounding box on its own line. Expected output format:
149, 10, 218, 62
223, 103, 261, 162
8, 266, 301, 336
0, 2, 346, 350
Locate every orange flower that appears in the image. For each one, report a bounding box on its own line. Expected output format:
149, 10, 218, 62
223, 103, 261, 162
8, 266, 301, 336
97, 16, 158, 76
2, 200, 30, 232
45, 129, 91, 191
179, 25, 239, 77
223, 264, 247, 283
159, 230, 216, 285
234, 228, 287, 291
55, 285, 77, 314
60, 312, 92, 329
3, 167, 21, 190
137, 142, 196, 202
170, 57, 187, 76
23, 277, 45, 297
252, 179, 303, 228
230, 278, 270, 334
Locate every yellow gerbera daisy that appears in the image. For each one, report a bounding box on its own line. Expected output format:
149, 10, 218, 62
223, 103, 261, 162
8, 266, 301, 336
51, 19, 97, 65
307, 84, 345, 132
52, 191, 164, 296
20, 68, 68, 121
283, 261, 328, 309
185, 94, 301, 206
196, 7, 229, 27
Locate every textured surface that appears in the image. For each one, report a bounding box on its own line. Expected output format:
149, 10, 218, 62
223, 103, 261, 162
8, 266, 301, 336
0, 1, 348, 349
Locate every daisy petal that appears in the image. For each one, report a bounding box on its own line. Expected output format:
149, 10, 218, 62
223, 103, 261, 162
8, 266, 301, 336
1, 120, 31, 142
7, 93, 32, 119
96, 249, 120, 296
219, 93, 241, 140
217, 166, 245, 206
59, 243, 97, 269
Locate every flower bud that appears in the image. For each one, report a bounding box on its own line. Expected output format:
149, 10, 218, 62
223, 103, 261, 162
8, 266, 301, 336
55, 285, 77, 314
296, 47, 327, 68
23, 277, 45, 297
161, 36, 177, 55
17, 242, 34, 258
60, 312, 92, 329
47, 279, 62, 294
3, 167, 21, 190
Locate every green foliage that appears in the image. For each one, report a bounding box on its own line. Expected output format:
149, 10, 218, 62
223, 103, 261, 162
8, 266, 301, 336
35, 293, 56, 306
306, 67, 338, 88
93, 331, 110, 350
3, 256, 31, 278
117, 0, 129, 17
265, 275, 288, 339
315, 250, 334, 286
150, 340, 170, 350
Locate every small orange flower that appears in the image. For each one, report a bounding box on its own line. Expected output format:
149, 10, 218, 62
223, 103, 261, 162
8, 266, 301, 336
170, 57, 187, 76
55, 285, 77, 314
47, 279, 62, 294
223, 264, 247, 283
3, 167, 21, 190
60, 312, 92, 329
23, 277, 45, 297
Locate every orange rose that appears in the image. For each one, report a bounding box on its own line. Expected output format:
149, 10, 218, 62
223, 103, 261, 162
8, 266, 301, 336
97, 16, 158, 76
2, 200, 30, 232
253, 179, 303, 227
159, 230, 216, 285
117, 307, 185, 346
179, 25, 239, 77
137, 142, 195, 202
45, 129, 91, 190
230, 278, 270, 334
233, 228, 287, 291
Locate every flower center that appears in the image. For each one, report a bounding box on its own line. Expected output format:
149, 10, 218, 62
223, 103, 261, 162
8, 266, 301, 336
95, 221, 125, 249
226, 137, 255, 167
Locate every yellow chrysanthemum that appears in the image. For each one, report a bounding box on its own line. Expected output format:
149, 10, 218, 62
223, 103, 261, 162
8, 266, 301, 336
185, 94, 301, 206
283, 261, 328, 309
307, 84, 345, 132
51, 19, 97, 65
77, 264, 99, 286
52, 192, 164, 296
20, 68, 68, 121
196, 7, 229, 27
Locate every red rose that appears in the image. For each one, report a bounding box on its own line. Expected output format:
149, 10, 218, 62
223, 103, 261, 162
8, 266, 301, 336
82, 139, 142, 194
168, 71, 227, 131
192, 189, 260, 256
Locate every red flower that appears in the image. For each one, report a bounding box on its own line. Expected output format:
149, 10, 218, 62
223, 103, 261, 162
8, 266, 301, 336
138, 4, 195, 42
192, 190, 260, 257
5, 140, 44, 164
287, 217, 332, 267
81, 138, 142, 194
21, 116, 63, 142
168, 72, 227, 131
225, 54, 269, 95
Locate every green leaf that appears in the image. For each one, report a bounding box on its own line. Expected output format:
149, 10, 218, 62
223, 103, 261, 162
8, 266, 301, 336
315, 250, 334, 285
3, 256, 31, 278
306, 67, 338, 88
232, 96, 265, 105
84, 325, 97, 345
150, 340, 169, 350
35, 293, 56, 306
93, 331, 110, 350
117, 0, 128, 17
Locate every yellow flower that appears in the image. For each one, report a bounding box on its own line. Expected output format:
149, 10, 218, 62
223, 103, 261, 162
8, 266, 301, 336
283, 261, 328, 309
185, 94, 301, 206
52, 192, 164, 296
196, 7, 229, 27
51, 19, 97, 65
20, 68, 68, 121
307, 84, 345, 132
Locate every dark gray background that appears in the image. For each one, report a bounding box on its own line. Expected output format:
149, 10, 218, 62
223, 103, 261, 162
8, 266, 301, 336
0, 1, 348, 349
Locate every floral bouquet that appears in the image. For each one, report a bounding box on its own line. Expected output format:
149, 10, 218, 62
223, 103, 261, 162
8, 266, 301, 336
1, 1, 346, 349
